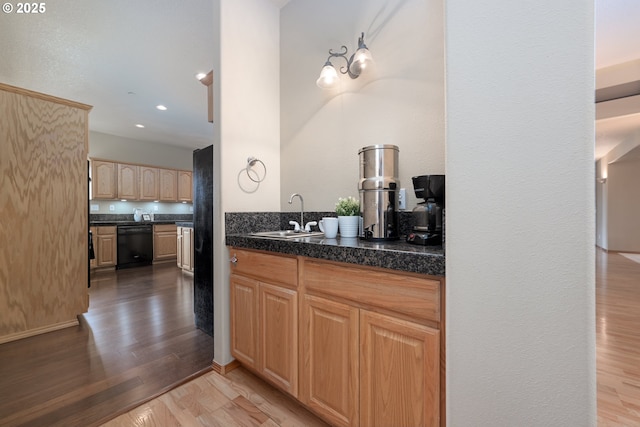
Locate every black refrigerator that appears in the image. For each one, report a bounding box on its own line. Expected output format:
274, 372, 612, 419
193, 145, 214, 336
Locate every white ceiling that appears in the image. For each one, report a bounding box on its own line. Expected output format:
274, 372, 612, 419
0, 0, 637, 156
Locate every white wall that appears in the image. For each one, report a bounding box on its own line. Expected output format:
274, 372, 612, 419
280, 0, 445, 212
604, 156, 640, 252
89, 131, 194, 170
213, 0, 281, 366
446, 1, 596, 426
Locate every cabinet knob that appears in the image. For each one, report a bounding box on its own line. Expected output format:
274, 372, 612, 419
230, 254, 238, 265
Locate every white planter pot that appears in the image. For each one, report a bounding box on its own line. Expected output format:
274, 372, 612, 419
338, 216, 359, 238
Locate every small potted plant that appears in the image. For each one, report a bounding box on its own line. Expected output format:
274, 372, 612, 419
335, 196, 360, 238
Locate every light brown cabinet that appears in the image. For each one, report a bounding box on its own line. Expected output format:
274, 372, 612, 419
177, 226, 194, 272
300, 294, 359, 427
91, 160, 117, 199
230, 249, 299, 398
90, 158, 191, 203
139, 166, 159, 201
153, 224, 177, 261
95, 226, 117, 268
228, 247, 444, 427
178, 170, 192, 203
159, 168, 178, 202
117, 163, 138, 200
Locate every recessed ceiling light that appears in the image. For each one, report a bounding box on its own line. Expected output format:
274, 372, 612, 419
196, 72, 207, 80
135, 124, 145, 128
156, 105, 167, 111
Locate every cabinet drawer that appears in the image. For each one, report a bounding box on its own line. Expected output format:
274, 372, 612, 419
154, 224, 177, 233
302, 258, 441, 324
230, 248, 298, 288
96, 226, 116, 235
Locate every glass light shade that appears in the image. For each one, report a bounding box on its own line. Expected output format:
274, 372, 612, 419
350, 47, 374, 75
316, 64, 339, 89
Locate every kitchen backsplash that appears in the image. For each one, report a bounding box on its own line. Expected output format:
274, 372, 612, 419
90, 213, 193, 222
89, 200, 193, 215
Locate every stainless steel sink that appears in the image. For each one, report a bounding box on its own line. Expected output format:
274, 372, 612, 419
250, 230, 324, 239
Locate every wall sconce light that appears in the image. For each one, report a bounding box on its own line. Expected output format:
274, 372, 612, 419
316, 32, 374, 89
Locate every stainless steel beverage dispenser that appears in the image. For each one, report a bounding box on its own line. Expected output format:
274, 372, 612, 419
358, 144, 399, 240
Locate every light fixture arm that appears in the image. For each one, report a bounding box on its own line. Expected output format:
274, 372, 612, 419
324, 32, 369, 79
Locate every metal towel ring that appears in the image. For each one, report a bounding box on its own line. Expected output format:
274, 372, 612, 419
246, 156, 267, 183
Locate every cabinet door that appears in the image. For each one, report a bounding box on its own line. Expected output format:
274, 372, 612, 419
153, 225, 177, 260
177, 170, 192, 202
159, 168, 177, 202
230, 275, 259, 369
117, 163, 138, 200
176, 227, 183, 268
96, 228, 117, 267
360, 311, 440, 427
182, 227, 193, 271
91, 160, 116, 199
90, 226, 97, 269
139, 166, 159, 201
301, 294, 359, 427
259, 282, 298, 397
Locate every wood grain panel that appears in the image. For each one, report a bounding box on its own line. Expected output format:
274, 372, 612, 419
230, 248, 298, 288
117, 163, 138, 200
178, 170, 192, 202
159, 168, 177, 202
303, 258, 441, 324
230, 275, 258, 368
360, 310, 440, 427
91, 160, 117, 199
259, 282, 298, 397
0, 84, 90, 342
97, 227, 117, 267
301, 294, 359, 427
139, 166, 159, 201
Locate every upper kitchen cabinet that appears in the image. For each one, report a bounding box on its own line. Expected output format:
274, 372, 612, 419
1, 83, 91, 343
139, 166, 159, 201
159, 168, 178, 202
92, 160, 117, 199
178, 170, 193, 203
117, 163, 138, 200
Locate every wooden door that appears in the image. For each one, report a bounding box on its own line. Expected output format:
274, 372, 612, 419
177, 170, 192, 202
259, 282, 298, 397
301, 294, 359, 427
96, 227, 117, 267
182, 227, 193, 271
360, 310, 440, 427
91, 160, 116, 199
90, 226, 97, 269
117, 163, 138, 200
153, 224, 177, 261
230, 275, 258, 369
139, 166, 159, 201
159, 168, 177, 202
176, 227, 183, 268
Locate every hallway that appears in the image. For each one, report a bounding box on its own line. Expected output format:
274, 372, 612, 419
0, 263, 214, 427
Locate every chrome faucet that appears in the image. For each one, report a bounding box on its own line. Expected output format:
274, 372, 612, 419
288, 193, 304, 231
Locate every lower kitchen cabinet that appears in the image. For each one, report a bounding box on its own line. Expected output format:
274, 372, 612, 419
230, 249, 299, 398
176, 226, 194, 272
93, 226, 117, 269
360, 310, 440, 427
300, 294, 359, 427
153, 224, 177, 262
228, 248, 444, 427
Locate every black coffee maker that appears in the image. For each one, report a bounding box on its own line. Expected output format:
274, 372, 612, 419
406, 175, 445, 246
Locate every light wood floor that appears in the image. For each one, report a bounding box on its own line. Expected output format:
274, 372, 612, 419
0, 263, 214, 427
597, 250, 640, 426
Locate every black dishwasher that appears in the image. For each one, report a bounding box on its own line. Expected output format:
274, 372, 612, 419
117, 225, 153, 269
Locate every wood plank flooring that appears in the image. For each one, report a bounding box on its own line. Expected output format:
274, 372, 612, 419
597, 250, 640, 426
0, 263, 214, 427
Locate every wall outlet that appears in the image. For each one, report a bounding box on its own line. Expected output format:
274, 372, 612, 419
153, 205, 159, 211
398, 188, 406, 210
189, 206, 194, 213
90, 204, 100, 212
109, 205, 115, 212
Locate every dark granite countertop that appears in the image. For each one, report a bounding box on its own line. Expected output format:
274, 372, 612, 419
175, 221, 194, 227
226, 234, 445, 277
